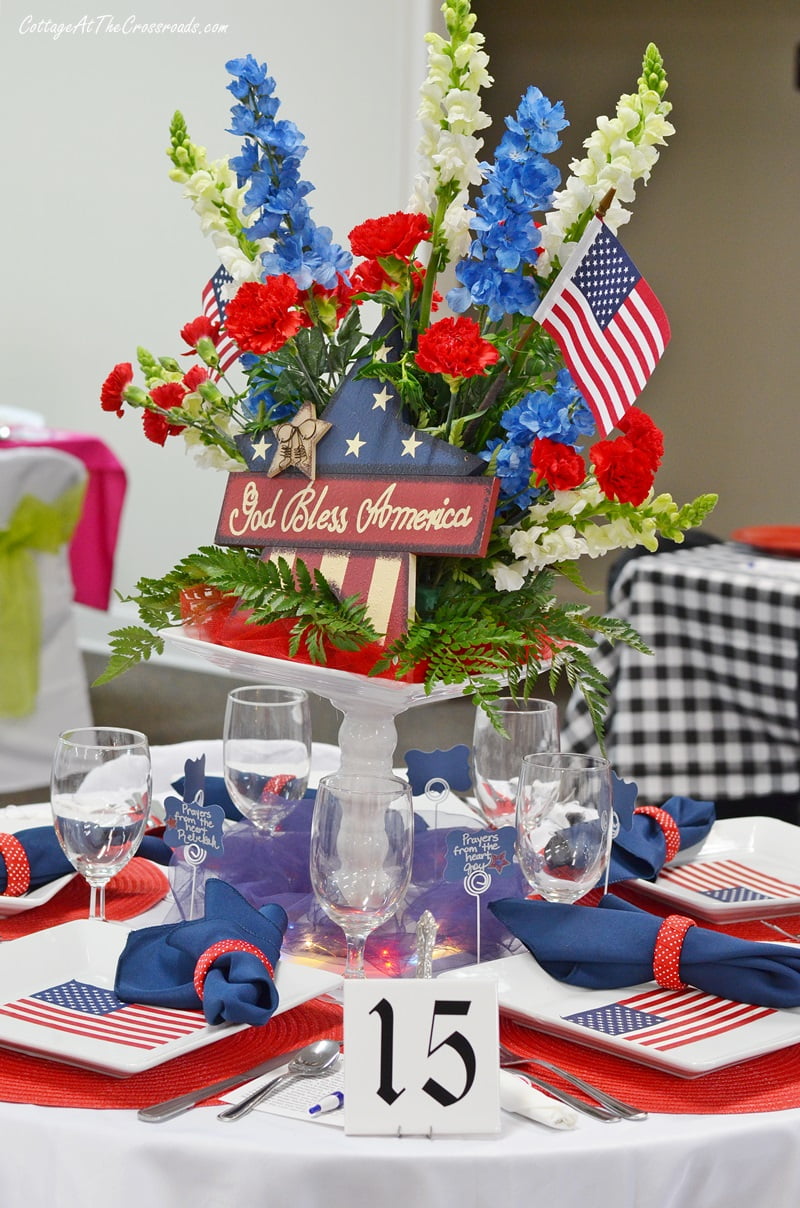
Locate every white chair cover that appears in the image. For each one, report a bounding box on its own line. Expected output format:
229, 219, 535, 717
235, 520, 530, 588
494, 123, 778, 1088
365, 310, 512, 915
0, 446, 93, 793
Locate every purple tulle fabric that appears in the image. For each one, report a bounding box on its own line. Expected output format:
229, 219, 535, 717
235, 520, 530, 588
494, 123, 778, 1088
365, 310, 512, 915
167, 802, 526, 974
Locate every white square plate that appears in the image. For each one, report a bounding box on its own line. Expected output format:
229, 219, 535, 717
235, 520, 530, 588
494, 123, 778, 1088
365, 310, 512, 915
631, 816, 800, 923
443, 950, 800, 1077
0, 807, 76, 916
0, 919, 341, 1075
0, 872, 75, 917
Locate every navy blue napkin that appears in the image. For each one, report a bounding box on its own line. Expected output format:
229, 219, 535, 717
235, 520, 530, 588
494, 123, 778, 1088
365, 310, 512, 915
608, 795, 715, 883
115, 879, 287, 1025
489, 893, 800, 1008
0, 827, 73, 893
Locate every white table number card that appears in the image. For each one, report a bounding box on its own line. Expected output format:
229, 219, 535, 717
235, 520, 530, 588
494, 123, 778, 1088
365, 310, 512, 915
343, 978, 500, 1136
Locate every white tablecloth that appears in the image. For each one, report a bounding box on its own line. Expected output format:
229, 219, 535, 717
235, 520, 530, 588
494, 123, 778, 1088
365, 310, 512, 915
2, 1096, 800, 1208
4, 741, 800, 1207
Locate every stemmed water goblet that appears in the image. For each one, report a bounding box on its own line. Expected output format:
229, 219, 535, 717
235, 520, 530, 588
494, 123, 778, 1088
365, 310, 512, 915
223, 685, 312, 835
471, 697, 560, 825
50, 727, 152, 921
309, 773, 414, 978
515, 752, 613, 903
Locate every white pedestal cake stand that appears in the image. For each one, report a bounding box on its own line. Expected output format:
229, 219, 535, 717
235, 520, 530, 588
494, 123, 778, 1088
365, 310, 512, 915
161, 629, 468, 781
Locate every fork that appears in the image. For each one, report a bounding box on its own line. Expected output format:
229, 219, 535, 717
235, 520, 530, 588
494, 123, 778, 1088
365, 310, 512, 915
509, 1069, 622, 1122
499, 1041, 647, 1121
759, 920, 800, 942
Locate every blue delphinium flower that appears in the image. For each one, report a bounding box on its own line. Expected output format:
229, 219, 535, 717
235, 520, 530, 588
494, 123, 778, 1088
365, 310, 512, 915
447, 86, 568, 321
480, 438, 542, 510
502, 369, 595, 447
238, 354, 296, 425
225, 55, 351, 291
480, 369, 595, 505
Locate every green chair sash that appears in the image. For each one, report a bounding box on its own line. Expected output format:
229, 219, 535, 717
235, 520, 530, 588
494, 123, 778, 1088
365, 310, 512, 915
0, 481, 86, 718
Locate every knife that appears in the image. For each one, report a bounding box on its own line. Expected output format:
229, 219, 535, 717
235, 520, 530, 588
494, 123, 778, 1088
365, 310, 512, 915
137, 1044, 310, 1123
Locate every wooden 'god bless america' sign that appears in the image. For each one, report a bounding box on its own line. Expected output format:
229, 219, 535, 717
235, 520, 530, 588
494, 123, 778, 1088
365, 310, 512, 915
214, 320, 500, 644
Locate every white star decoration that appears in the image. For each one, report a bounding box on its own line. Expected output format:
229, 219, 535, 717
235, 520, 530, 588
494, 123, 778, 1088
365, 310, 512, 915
372, 386, 392, 411
401, 433, 423, 458
345, 432, 366, 458
250, 435, 270, 461
373, 342, 391, 363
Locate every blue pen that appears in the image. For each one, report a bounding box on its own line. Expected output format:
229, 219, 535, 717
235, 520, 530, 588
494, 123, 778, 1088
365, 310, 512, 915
308, 1091, 344, 1116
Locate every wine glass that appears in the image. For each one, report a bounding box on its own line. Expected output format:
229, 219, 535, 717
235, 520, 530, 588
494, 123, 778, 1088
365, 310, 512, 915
309, 773, 414, 978
515, 752, 613, 903
223, 685, 312, 834
50, 727, 152, 921
471, 698, 560, 824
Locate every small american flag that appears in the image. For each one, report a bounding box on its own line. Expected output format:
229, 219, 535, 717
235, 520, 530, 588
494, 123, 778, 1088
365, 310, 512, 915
202, 265, 241, 376
0, 980, 207, 1051
564, 986, 775, 1053
534, 217, 671, 435
657, 858, 800, 903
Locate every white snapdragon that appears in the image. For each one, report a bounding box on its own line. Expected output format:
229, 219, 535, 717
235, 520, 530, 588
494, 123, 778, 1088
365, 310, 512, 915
508, 523, 589, 570
537, 63, 674, 273
408, 3, 493, 260
489, 560, 529, 593
182, 424, 241, 472
174, 154, 270, 284
581, 517, 651, 557
217, 245, 263, 286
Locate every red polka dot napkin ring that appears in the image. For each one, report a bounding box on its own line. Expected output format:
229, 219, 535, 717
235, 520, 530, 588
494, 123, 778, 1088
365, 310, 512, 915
0, 835, 31, 897
634, 805, 681, 863
653, 914, 696, 990
193, 940, 275, 1003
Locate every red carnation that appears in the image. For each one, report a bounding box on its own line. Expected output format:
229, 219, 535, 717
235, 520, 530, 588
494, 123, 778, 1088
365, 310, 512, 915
180, 315, 221, 351
617, 406, 664, 472
182, 364, 209, 392
142, 409, 181, 446
590, 436, 656, 506
144, 381, 188, 446
349, 211, 431, 260
302, 275, 358, 328
100, 362, 133, 417
531, 437, 586, 491
415, 316, 499, 381
351, 258, 393, 295
224, 275, 303, 354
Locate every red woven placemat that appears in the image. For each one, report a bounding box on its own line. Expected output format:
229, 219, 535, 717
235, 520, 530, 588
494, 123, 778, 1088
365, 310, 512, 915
0, 859, 168, 941
500, 1017, 800, 1115
0, 996, 343, 1109
494, 885, 800, 1114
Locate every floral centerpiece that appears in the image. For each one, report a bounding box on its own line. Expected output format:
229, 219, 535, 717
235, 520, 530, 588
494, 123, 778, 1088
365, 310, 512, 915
99, 0, 715, 731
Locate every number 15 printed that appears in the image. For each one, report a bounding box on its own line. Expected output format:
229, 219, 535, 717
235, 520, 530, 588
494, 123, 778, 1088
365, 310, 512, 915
343, 979, 500, 1136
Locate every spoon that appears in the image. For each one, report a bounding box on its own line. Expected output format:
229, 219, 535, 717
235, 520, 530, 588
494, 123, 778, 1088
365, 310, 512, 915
217, 1039, 341, 1122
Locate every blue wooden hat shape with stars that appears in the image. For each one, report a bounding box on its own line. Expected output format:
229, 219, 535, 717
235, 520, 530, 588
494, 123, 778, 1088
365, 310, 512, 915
234, 316, 486, 478
215, 316, 499, 645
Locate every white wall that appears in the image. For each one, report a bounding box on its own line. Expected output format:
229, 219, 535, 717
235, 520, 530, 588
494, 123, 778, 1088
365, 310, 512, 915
1, 0, 435, 640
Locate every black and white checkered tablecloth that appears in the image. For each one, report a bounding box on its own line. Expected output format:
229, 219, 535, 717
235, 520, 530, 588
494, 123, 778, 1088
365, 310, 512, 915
560, 543, 800, 804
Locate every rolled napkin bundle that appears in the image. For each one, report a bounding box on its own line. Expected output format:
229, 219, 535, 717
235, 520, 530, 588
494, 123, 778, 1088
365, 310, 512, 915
499, 1069, 577, 1130
0, 825, 175, 895
608, 795, 715, 883
115, 878, 287, 1026
0, 827, 72, 895
489, 893, 800, 1009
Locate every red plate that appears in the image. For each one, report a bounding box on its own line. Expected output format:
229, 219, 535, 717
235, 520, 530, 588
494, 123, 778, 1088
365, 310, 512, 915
731, 525, 800, 555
